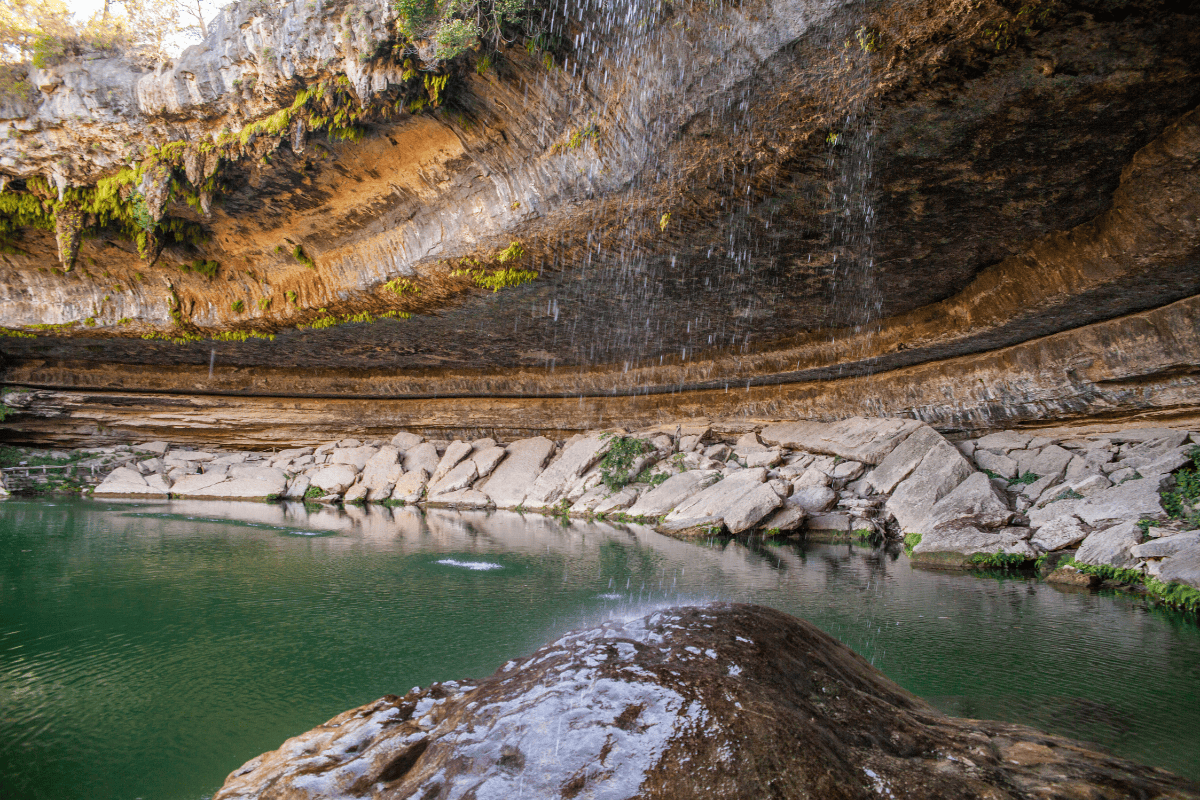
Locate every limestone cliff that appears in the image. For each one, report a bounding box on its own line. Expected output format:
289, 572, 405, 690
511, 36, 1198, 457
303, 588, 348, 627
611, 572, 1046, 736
1, 0, 1198, 443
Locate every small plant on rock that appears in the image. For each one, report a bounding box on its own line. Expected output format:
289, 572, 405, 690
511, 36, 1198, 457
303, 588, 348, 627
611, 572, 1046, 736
599, 434, 652, 492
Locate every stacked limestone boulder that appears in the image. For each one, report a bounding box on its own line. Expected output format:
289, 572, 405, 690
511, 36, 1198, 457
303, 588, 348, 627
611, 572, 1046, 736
90, 420, 1200, 592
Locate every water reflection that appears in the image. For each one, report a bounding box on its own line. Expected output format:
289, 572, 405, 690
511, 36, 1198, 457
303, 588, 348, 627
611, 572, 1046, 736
1, 498, 1197, 800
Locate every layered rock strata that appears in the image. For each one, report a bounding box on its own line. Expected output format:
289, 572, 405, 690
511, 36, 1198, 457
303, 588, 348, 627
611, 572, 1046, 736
1, 0, 1199, 442
211, 603, 1200, 799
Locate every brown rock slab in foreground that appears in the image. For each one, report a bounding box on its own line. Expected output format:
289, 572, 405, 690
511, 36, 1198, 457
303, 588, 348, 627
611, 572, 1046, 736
213, 604, 1199, 800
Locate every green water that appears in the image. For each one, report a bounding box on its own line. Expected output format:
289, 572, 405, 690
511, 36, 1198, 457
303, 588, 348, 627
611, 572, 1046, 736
1, 498, 1197, 799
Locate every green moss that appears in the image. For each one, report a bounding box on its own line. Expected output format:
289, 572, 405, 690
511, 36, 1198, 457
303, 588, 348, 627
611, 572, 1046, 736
231, 299, 245, 313
257, 297, 271, 311
304, 485, 324, 499
903, 532, 922, 555
1009, 471, 1039, 486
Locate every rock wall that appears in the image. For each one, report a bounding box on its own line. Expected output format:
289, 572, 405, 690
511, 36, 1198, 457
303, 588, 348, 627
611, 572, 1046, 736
1, 0, 1199, 442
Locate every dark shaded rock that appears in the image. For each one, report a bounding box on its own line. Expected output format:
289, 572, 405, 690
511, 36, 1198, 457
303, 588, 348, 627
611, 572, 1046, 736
213, 604, 1198, 800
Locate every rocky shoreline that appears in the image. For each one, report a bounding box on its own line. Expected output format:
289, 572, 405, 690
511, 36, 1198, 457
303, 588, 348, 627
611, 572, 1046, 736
7, 416, 1199, 609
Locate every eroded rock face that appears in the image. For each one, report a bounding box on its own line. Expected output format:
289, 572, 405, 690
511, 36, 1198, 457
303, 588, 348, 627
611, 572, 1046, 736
1, 0, 1199, 445
212, 604, 1199, 800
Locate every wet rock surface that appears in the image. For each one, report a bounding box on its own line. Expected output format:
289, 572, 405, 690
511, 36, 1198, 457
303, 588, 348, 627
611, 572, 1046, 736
212, 603, 1200, 800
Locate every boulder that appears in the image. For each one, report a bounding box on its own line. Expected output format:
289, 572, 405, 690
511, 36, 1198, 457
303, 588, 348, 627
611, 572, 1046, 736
760, 417, 923, 465
626, 470, 719, 518
760, 503, 806, 532
806, 512, 852, 533
1075, 521, 1142, 569
733, 431, 768, 456
478, 437, 557, 509
1065, 448, 1114, 482
430, 440, 474, 485
429, 460, 478, 497
329, 446, 379, 471
973, 430, 1033, 453
390, 431, 424, 451
662, 468, 767, 528
212, 604, 1199, 800
830, 460, 864, 481
390, 469, 428, 504
135, 441, 170, 455
922, 472, 1013, 534
973, 449, 1018, 479
471, 446, 507, 480
1131, 531, 1200, 560
343, 483, 369, 505
792, 467, 831, 488
168, 471, 229, 496
522, 434, 612, 508
594, 486, 640, 514
402, 443, 441, 476
144, 473, 172, 493
866, 425, 945, 495
745, 449, 782, 468
284, 474, 311, 500
1074, 475, 1167, 526
885, 439, 974, 533
789, 484, 837, 513
911, 525, 1036, 567
94, 467, 167, 497
311, 465, 360, 495
722, 483, 783, 534
1158, 543, 1200, 590
1030, 516, 1089, 552
361, 447, 404, 500
426, 488, 491, 509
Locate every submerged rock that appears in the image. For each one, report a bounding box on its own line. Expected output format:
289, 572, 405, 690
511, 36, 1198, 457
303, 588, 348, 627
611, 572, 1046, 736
212, 604, 1200, 800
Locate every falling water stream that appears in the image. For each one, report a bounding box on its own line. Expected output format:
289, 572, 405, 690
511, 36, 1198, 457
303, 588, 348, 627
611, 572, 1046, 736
2, 499, 1198, 800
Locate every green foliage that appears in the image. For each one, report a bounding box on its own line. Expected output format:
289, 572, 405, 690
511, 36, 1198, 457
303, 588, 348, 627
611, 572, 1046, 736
635, 468, 669, 488
394, 0, 525, 65
598, 435, 652, 492
496, 241, 524, 263
180, 259, 219, 278
475, 54, 492, 75
968, 551, 1028, 569
230, 299, 245, 313
292, 246, 317, 270
1073, 561, 1144, 585
286, 290, 298, 305
210, 330, 275, 342
304, 485, 324, 499
1034, 552, 1051, 571
852, 528, 873, 541
1144, 577, 1200, 614
903, 532, 922, 555
384, 277, 420, 295
1009, 471, 1039, 486
1161, 446, 1200, 527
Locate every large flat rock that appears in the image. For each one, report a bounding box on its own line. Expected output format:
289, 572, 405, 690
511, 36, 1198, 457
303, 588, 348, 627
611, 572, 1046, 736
626, 469, 719, 518
1075, 521, 1142, 569
867, 425, 946, 495
885, 439, 974, 533
760, 417, 923, 465
522, 435, 611, 509
212, 604, 1200, 800
1074, 475, 1167, 526
479, 437, 556, 509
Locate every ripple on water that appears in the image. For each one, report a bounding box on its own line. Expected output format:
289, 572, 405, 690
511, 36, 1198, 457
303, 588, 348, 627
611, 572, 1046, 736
435, 558, 504, 571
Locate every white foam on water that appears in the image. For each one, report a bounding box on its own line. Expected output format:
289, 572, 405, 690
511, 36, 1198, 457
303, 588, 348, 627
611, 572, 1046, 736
436, 558, 504, 571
